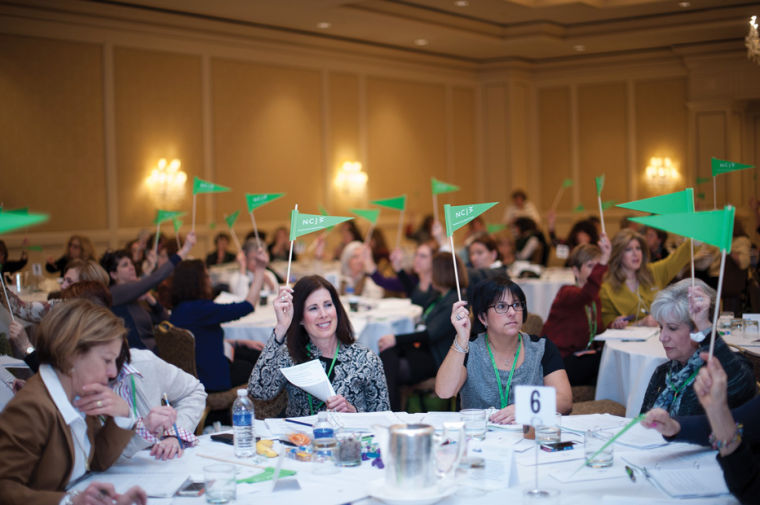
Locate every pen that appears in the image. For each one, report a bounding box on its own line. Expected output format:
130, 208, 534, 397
625, 465, 636, 482
162, 393, 184, 450
285, 418, 313, 428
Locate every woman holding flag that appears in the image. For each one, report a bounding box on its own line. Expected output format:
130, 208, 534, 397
248, 275, 389, 416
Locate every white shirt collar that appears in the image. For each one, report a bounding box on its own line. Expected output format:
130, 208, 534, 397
39, 364, 82, 425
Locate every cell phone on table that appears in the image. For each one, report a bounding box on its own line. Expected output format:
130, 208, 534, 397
176, 480, 205, 497
210, 433, 234, 445
540, 441, 575, 452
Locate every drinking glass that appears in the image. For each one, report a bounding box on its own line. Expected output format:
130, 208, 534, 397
536, 413, 561, 445
584, 429, 613, 468
434, 421, 465, 480
460, 409, 487, 441
204, 464, 236, 504
335, 431, 362, 467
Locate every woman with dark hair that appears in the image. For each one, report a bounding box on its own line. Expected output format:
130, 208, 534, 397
101, 232, 195, 350
332, 220, 363, 260
377, 252, 467, 410
436, 275, 572, 424
46, 235, 96, 275
170, 254, 267, 393
367, 240, 439, 309
249, 275, 389, 416
513, 217, 548, 265
601, 228, 691, 329
0, 239, 27, 275
468, 234, 507, 273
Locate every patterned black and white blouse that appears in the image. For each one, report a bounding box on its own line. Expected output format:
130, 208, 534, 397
248, 335, 390, 417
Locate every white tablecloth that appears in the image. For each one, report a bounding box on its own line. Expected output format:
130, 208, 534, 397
514, 269, 574, 322
73, 411, 739, 505
221, 295, 421, 355
595, 329, 758, 417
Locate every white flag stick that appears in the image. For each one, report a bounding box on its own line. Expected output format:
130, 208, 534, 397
0, 273, 15, 323
550, 186, 566, 213
597, 196, 606, 235
191, 194, 197, 233
708, 249, 727, 360
449, 235, 462, 302
249, 211, 262, 249
230, 228, 242, 253
153, 222, 160, 261
285, 204, 298, 288
364, 223, 375, 246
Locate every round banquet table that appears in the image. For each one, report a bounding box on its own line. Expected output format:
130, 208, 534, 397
513, 268, 574, 322
220, 294, 421, 355
595, 329, 759, 417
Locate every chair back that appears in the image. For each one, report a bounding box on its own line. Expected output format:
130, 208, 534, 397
154, 321, 198, 378
521, 313, 544, 336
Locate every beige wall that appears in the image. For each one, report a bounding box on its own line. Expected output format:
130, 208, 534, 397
1, 2, 759, 266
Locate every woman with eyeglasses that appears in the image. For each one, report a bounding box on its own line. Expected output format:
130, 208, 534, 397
436, 275, 572, 424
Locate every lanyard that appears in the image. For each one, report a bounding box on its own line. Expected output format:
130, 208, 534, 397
666, 366, 701, 403
307, 343, 339, 415
129, 374, 138, 418
422, 289, 452, 320
584, 301, 597, 349
485, 333, 522, 409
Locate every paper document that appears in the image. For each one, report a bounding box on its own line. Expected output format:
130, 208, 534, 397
594, 327, 658, 342
280, 360, 335, 402
71, 473, 187, 498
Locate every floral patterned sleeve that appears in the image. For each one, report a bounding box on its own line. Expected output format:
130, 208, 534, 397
248, 334, 291, 401
0, 288, 59, 323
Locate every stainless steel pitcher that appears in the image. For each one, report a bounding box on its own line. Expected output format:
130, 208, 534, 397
385, 423, 435, 490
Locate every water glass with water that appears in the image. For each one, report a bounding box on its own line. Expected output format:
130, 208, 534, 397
584, 429, 613, 468
460, 409, 487, 440
743, 318, 760, 339
204, 464, 236, 504
536, 413, 561, 445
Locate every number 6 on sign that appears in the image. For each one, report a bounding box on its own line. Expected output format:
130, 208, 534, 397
514, 386, 556, 426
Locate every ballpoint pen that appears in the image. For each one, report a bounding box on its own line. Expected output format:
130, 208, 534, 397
162, 393, 184, 450
625, 465, 636, 482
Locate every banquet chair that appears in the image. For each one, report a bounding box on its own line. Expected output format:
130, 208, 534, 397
727, 343, 760, 389
569, 399, 625, 416
521, 313, 543, 336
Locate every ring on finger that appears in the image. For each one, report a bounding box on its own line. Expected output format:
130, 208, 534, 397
96, 400, 103, 408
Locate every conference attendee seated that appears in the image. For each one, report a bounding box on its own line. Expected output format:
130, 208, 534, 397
339, 241, 384, 298
0, 299, 148, 505
0, 239, 27, 275
644, 355, 760, 505
436, 275, 572, 424
600, 228, 691, 329
513, 217, 548, 266
366, 240, 439, 311
45, 234, 96, 276
101, 231, 196, 350
644, 226, 669, 261
377, 252, 466, 411
170, 257, 268, 396
542, 234, 611, 386
249, 275, 389, 416
268, 226, 292, 262
640, 279, 756, 417
206, 232, 237, 267
468, 234, 508, 273
546, 210, 599, 252
229, 238, 278, 299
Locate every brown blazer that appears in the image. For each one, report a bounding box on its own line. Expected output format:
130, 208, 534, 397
0, 373, 135, 505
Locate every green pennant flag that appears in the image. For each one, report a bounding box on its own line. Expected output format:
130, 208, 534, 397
26, 245, 43, 252
246, 193, 285, 212
209, 221, 217, 230
371, 195, 406, 211
697, 192, 706, 200
487, 223, 507, 234
630, 206, 735, 252
711, 157, 754, 177
562, 178, 573, 188
573, 204, 586, 213
601, 200, 618, 210
350, 208, 380, 224
225, 210, 240, 229
617, 188, 695, 215
154, 210, 184, 225
431, 177, 460, 195
289, 209, 353, 241
193, 176, 230, 195
696, 176, 711, 185
173, 218, 183, 232
3, 207, 29, 214
444, 202, 499, 237
595, 175, 605, 196
318, 206, 335, 232
0, 212, 48, 234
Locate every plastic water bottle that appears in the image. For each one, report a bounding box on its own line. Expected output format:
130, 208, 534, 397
312, 412, 338, 474
232, 389, 255, 458
346, 285, 359, 312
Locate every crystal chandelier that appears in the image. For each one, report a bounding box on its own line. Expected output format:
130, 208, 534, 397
747, 16, 759, 65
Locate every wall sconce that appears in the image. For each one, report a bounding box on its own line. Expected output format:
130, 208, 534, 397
145, 158, 187, 204
747, 15, 759, 65
334, 161, 368, 196
645, 157, 680, 189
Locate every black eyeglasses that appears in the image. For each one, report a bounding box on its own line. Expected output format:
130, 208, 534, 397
488, 301, 525, 314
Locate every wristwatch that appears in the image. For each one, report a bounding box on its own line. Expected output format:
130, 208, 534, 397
24, 345, 35, 357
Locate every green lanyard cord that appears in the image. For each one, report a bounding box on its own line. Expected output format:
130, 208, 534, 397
584, 301, 597, 349
129, 374, 138, 418
307, 342, 340, 416
485, 333, 522, 409
666, 366, 701, 403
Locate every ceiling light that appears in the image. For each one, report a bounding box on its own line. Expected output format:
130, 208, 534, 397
317, 22, 331, 29
678, 1, 690, 7
573, 44, 586, 52
414, 38, 429, 46
455, 0, 470, 6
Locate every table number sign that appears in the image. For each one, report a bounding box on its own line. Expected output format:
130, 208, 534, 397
515, 385, 556, 426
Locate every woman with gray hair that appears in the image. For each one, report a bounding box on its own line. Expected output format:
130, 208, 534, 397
640, 278, 756, 416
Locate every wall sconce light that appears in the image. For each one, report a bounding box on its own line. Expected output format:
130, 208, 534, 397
145, 158, 187, 204
645, 157, 680, 189
747, 15, 759, 65
334, 161, 368, 195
